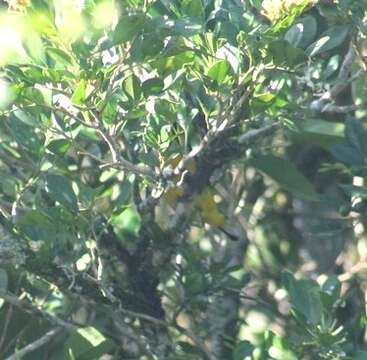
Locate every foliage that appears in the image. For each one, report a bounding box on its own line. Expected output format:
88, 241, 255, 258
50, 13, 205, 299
0, 0, 366, 359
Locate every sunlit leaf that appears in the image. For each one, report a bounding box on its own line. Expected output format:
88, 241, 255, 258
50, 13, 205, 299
207, 60, 230, 83
71, 79, 87, 106
111, 207, 141, 237
122, 74, 142, 101
46, 47, 74, 66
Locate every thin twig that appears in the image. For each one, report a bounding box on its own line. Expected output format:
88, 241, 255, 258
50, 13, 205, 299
310, 44, 357, 112
117, 308, 214, 360
5, 327, 62, 360
0, 291, 79, 331
320, 104, 357, 113
89, 110, 157, 179
0, 304, 13, 352
238, 121, 281, 145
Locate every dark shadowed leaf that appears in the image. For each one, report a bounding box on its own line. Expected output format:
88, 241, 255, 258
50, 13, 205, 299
113, 14, 146, 44
321, 275, 341, 303
142, 34, 165, 57
45, 174, 78, 212
178, 341, 203, 355
64, 327, 114, 360
181, 0, 204, 18
233, 340, 255, 360
285, 15, 317, 49
142, 77, 164, 96
249, 154, 318, 200
340, 185, 367, 199
7, 113, 44, 157
331, 143, 365, 165
282, 271, 322, 325
46, 139, 72, 156
345, 117, 367, 156
354, 351, 367, 360
306, 25, 350, 57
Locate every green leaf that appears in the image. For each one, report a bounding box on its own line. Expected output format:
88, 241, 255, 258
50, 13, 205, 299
207, 60, 230, 84
45, 174, 78, 212
254, 93, 275, 103
249, 154, 318, 200
24, 30, 46, 65
299, 119, 344, 138
111, 207, 141, 237
65, 327, 114, 360
331, 144, 365, 165
0, 173, 17, 197
23, 87, 45, 104
23, 66, 48, 84
77, 327, 106, 347
282, 272, 322, 325
172, 18, 203, 36
101, 96, 118, 124
15, 210, 57, 253
178, 341, 203, 356
142, 34, 165, 57
233, 340, 254, 360
323, 55, 340, 79
113, 14, 146, 44
340, 184, 367, 199
46, 47, 74, 66
154, 50, 195, 76
268, 40, 306, 66
122, 74, 141, 101
77, 340, 115, 360
142, 77, 164, 97
295, 119, 344, 149
71, 79, 87, 106
321, 275, 341, 301
268, 0, 309, 34
270, 336, 297, 360
7, 113, 44, 157
285, 15, 317, 49
47, 139, 72, 156
181, 0, 204, 18
306, 25, 350, 57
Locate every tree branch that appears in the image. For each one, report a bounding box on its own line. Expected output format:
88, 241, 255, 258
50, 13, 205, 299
5, 327, 62, 360
0, 291, 79, 331
310, 44, 357, 113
